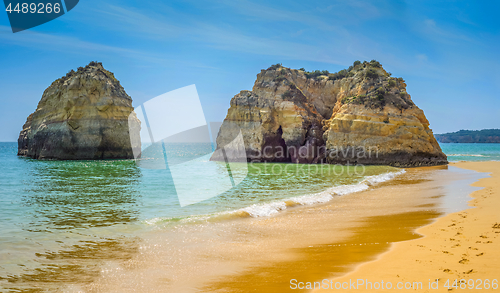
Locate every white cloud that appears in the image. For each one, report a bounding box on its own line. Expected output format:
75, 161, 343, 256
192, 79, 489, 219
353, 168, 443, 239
323, 0, 382, 19
420, 18, 472, 43
214, 0, 350, 35
0, 25, 139, 55
0, 25, 218, 69
73, 4, 350, 64
424, 19, 436, 27
89, 4, 183, 39
416, 54, 428, 62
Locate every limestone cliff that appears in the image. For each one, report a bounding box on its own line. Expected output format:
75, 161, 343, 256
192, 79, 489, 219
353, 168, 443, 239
18, 62, 140, 160
212, 61, 447, 167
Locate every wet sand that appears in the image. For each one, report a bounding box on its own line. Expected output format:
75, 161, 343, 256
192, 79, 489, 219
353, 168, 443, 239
311, 161, 500, 292
79, 164, 487, 293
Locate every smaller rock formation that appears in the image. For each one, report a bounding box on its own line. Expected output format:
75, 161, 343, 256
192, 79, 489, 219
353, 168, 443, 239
18, 62, 140, 160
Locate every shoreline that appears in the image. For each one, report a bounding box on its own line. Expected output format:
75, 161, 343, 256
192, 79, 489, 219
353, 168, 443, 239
79, 164, 486, 292
312, 161, 500, 292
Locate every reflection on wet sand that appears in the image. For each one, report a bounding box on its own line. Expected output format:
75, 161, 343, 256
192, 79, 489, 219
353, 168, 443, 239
203, 210, 441, 293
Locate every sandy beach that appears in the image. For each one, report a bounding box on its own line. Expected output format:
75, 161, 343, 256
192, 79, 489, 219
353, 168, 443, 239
77, 162, 496, 293
312, 161, 500, 292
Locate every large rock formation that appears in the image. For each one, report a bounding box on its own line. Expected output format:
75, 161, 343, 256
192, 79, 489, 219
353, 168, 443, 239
212, 61, 447, 167
18, 62, 140, 160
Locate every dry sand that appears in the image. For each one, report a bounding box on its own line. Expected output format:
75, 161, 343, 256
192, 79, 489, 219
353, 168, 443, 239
312, 161, 500, 292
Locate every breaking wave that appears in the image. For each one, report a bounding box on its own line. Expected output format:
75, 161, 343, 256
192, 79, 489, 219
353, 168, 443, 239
237, 170, 406, 217
145, 170, 406, 225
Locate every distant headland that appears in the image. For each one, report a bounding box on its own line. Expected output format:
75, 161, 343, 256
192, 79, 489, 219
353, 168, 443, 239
436, 129, 500, 143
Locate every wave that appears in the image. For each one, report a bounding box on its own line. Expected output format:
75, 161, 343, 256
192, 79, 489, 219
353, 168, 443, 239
236, 170, 406, 218
447, 154, 486, 157
145, 170, 406, 225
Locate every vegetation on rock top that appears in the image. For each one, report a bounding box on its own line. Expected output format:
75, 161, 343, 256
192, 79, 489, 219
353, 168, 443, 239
47, 61, 130, 100
266, 60, 413, 110
435, 129, 500, 143
52, 61, 120, 87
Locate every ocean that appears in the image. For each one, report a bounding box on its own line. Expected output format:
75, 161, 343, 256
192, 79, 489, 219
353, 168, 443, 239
0, 142, 498, 292
439, 143, 500, 162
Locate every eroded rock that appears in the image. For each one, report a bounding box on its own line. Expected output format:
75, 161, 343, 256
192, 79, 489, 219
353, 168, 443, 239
212, 61, 447, 167
18, 62, 140, 160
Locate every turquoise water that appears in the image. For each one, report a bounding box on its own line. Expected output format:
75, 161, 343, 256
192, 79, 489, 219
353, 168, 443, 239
439, 143, 500, 162
0, 142, 498, 291
0, 142, 398, 291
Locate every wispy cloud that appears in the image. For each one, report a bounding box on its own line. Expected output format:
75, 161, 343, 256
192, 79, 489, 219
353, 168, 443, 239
322, 0, 382, 20
2, 0, 475, 73
11, 0, 407, 67
78, 3, 350, 64
0, 25, 139, 55
195, 24, 342, 64
416, 53, 428, 62
89, 4, 183, 39
420, 18, 473, 43
0, 25, 219, 69
214, 0, 350, 35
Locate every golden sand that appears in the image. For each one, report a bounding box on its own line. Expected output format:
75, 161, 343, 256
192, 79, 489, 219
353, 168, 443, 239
311, 161, 500, 292
200, 165, 483, 292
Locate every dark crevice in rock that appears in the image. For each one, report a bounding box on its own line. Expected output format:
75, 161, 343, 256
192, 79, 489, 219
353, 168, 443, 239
211, 61, 448, 167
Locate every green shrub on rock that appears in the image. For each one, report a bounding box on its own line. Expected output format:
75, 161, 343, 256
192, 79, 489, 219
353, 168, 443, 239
268, 63, 282, 70
282, 90, 293, 99
366, 68, 378, 79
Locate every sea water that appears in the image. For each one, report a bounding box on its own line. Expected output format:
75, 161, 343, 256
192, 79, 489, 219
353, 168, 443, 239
0, 142, 497, 291
440, 142, 500, 161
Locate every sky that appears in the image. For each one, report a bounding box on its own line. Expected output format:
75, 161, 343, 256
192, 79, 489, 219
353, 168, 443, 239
0, 0, 499, 141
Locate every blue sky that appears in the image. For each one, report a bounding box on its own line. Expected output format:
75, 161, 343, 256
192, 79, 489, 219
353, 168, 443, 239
0, 0, 499, 141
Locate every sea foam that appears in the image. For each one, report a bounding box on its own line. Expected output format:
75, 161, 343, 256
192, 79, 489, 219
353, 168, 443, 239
237, 170, 406, 218
145, 170, 406, 225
